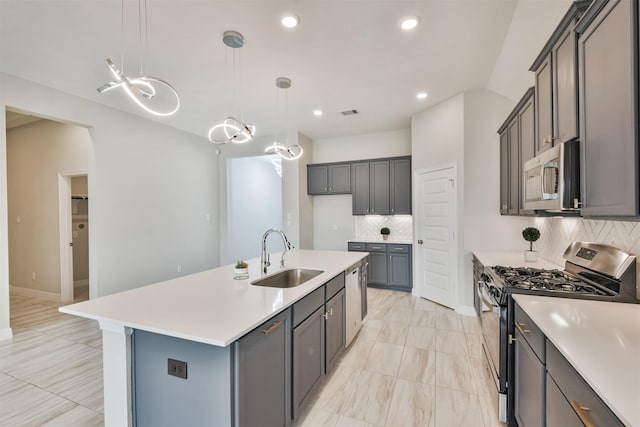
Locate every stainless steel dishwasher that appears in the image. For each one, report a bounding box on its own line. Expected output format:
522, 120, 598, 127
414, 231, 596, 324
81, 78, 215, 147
345, 263, 362, 346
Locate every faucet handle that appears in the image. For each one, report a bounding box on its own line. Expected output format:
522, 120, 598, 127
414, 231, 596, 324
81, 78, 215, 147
266, 253, 271, 267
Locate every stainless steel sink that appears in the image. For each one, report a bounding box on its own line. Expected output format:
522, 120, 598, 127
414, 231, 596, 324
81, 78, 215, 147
251, 268, 324, 288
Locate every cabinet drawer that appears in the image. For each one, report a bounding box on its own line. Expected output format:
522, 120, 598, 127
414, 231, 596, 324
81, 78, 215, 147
514, 302, 545, 362
293, 287, 324, 328
347, 242, 366, 252
366, 243, 387, 253
325, 272, 345, 301
388, 244, 410, 254
546, 340, 624, 427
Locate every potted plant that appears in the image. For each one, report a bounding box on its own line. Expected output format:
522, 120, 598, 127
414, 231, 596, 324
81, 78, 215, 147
234, 260, 249, 278
380, 227, 390, 241
522, 227, 541, 262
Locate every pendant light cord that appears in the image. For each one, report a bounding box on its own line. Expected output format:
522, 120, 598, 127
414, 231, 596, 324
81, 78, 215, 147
120, 0, 125, 73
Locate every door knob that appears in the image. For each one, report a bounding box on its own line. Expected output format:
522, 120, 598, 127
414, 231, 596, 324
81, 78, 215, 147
417, 240, 423, 244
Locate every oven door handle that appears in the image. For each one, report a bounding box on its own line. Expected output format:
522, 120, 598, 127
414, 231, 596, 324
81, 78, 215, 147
478, 281, 500, 313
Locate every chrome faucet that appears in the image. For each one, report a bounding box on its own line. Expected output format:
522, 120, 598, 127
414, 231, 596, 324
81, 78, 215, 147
261, 228, 293, 274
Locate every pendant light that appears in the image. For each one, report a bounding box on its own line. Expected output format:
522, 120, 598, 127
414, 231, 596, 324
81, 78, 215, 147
265, 77, 303, 160
97, 0, 180, 117
208, 31, 256, 145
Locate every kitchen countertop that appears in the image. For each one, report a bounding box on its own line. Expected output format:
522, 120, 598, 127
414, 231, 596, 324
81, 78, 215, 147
513, 294, 640, 426
348, 238, 413, 245
473, 250, 562, 269
60, 249, 367, 347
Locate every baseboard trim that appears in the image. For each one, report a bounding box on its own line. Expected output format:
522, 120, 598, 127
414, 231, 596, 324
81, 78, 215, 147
10, 285, 61, 302
74, 279, 89, 288
0, 327, 14, 341
455, 304, 478, 317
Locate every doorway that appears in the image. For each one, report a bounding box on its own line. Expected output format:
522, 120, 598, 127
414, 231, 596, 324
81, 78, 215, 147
414, 164, 458, 309
5, 110, 91, 311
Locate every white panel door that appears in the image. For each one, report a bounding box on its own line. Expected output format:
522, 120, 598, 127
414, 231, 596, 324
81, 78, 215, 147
415, 166, 456, 309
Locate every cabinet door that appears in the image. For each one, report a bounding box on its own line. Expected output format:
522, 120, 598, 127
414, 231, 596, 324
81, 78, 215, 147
292, 307, 325, 420
508, 118, 520, 215
325, 289, 345, 374
514, 329, 545, 427
546, 374, 583, 427
234, 309, 291, 427
370, 161, 390, 215
388, 246, 411, 290
367, 252, 388, 286
308, 165, 328, 195
519, 95, 535, 215
499, 130, 509, 214
328, 164, 351, 193
361, 261, 368, 320
535, 54, 553, 154
390, 158, 412, 214
553, 25, 578, 144
579, 0, 637, 216
352, 162, 370, 215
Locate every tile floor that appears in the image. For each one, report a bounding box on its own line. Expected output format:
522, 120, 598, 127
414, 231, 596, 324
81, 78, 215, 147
1, 287, 502, 427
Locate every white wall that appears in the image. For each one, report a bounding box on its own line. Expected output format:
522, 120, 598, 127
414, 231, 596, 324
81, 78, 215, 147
7, 119, 89, 295
227, 155, 282, 262
411, 91, 532, 313
0, 73, 219, 339
312, 129, 411, 250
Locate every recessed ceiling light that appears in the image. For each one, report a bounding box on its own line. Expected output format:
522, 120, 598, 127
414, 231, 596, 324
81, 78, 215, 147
401, 17, 420, 31
313, 109, 323, 117
281, 15, 300, 28
416, 91, 428, 100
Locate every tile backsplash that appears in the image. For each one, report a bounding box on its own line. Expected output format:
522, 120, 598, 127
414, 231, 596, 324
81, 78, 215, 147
355, 216, 413, 240
535, 217, 640, 265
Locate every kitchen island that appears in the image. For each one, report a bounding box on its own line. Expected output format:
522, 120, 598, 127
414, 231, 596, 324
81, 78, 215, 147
60, 249, 368, 427
513, 294, 640, 426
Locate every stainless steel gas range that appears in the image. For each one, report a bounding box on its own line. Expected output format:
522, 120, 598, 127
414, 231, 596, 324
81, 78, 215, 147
477, 242, 637, 424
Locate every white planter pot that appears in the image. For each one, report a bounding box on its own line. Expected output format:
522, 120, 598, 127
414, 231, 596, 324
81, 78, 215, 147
234, 268, 249, 279
524, 250, 538, 262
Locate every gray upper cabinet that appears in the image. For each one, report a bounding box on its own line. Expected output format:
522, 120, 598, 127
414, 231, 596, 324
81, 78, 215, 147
352, 156, 411, 215
234, 308, 291, 427
370, 161, 390, 215
498, 87, 535, 216
307, 163, 351, 195
390, 158, 412, 214
577, 0, 638, 217
530, 1, 591, 153
534, 55, 554, 154
351, 162, 370, 214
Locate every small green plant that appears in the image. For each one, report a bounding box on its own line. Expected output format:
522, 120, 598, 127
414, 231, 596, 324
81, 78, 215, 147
522, 227, 541, 251
380, 227, 390, 235
235, 260, 248, 269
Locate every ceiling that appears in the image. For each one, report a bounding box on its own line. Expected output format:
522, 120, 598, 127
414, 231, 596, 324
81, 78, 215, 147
0, 0, 571, 141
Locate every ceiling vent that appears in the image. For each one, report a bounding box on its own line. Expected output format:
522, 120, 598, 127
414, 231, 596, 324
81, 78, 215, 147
340, 109, 359, 116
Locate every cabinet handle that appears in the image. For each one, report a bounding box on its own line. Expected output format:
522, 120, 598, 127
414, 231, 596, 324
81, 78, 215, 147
261, 321, 283, 335
515, 322, 531, 334
329, 187, 332, 191
371, 246, 382, 250
570, 401, 595, 427
508, 334, 516, 345
323, 312, 329, 320
393, 247, 404, 250
324, 187, 327, 191
330, 308, 333, 316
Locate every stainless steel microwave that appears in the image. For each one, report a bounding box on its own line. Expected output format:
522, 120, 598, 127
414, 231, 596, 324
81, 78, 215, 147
522, 139, 581, 211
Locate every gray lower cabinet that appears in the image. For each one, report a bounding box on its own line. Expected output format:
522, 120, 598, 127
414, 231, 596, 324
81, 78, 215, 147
325, 289, 345, 373
513, 303, 546, 427
546, 374, 583, 427
577, 0, 638, 217
292, 306, 324, 420
348, 242, 412, 291
514, 328, 545, 427
234, 308, 291, 427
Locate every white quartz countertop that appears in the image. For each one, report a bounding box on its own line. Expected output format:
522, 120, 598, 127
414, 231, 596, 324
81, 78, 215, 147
348, 238, 413, 245
60, 250, 367, 347
473, 251, 562, 269
513, 294, 640, 426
